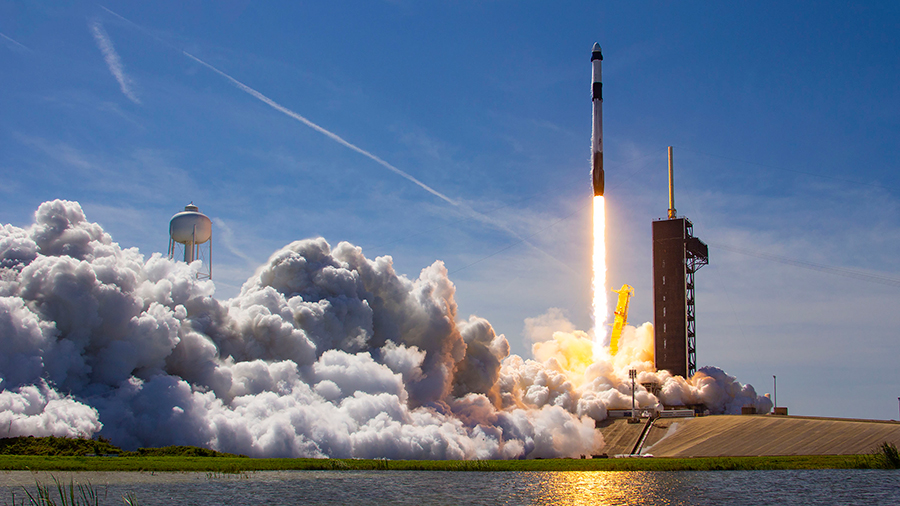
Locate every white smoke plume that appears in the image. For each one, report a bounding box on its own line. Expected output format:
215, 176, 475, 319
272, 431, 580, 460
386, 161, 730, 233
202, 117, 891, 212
0, 200, 770, 458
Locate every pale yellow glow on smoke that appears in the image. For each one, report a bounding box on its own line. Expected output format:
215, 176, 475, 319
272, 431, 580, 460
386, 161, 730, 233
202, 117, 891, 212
532, 323, 656, 388
592, 195, 608, 360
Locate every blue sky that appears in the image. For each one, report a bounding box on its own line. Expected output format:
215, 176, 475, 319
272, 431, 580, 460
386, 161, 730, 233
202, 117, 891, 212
2, 1, 898, 420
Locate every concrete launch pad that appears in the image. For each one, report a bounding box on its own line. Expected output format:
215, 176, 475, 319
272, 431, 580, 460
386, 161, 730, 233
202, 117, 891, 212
598, 415, 900, 457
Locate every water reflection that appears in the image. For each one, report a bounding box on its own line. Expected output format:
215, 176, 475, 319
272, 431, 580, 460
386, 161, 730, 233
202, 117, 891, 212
533, 471, 691, 506
528, 469, 900, 506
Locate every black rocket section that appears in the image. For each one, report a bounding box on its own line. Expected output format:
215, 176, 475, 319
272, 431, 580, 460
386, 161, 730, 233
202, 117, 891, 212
592, 153, 604, 197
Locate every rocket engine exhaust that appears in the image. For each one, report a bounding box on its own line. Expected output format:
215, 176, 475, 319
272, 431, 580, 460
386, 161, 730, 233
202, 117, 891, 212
591, 43, 604, 197
590, 43, 608, 353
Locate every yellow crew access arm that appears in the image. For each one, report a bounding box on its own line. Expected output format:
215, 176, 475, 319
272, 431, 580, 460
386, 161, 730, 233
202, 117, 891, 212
609, 284, 634, 356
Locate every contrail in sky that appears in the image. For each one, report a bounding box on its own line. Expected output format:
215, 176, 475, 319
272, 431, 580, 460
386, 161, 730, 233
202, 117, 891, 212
180, 50, 457, 207
89, 20, 140, 104
99, 5, 572, 272
178, 51, 575, 268
0, 32, 30, 52
100, 4, 454, 205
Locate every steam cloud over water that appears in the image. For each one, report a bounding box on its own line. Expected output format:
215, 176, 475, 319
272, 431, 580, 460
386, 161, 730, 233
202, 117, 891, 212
0, 201, 771, 458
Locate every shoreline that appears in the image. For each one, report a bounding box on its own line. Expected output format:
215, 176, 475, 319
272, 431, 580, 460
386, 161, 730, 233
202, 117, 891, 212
0, 454, 881, 473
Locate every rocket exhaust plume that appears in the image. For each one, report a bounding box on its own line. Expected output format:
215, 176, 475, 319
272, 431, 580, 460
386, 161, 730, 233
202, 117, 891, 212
590, 43, 608, 355
0, 200, 772, 457
592, 196, 607, 355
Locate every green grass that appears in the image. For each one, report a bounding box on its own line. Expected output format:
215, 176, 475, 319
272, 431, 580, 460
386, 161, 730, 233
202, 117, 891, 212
2, 436, 895, 472
0, 454, 884, 472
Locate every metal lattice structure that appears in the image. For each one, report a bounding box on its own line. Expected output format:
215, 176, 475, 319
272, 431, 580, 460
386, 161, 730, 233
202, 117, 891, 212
683, 220, 708, 376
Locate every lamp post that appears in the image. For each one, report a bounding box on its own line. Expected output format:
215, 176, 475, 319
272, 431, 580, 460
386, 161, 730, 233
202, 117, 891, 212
773, 375, 777, 410
629, 369, 637, 418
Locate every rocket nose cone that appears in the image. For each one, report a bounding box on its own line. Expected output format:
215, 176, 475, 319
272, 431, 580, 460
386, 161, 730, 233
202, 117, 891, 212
592, 42, 603, 61
592, 42, 601, 52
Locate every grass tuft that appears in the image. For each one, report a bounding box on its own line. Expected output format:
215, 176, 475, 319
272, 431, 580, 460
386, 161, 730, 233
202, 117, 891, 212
11, 475, 140, 506
874, 442, 900, 469
326, 459, 349, 470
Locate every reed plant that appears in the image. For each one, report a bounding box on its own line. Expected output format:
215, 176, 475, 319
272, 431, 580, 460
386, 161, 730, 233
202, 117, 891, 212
874, 442, 899, 469
4, 476, 140, 506
17, 476, 99, 506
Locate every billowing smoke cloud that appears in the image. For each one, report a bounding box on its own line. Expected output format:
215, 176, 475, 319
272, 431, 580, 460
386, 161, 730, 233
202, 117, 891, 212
0, 201, 770, 457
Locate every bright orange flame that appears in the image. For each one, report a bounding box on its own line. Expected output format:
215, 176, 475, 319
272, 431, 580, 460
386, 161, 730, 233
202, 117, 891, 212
592, 195, 607, 359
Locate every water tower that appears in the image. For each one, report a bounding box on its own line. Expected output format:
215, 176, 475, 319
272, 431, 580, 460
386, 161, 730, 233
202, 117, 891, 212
168, 203, 212, 279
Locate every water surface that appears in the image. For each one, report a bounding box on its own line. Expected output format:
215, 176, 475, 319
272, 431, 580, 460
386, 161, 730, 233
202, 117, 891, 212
1, 469, 898, 505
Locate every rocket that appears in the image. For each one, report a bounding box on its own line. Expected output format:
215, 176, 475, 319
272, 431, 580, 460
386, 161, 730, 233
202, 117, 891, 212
591, 42, 604, 197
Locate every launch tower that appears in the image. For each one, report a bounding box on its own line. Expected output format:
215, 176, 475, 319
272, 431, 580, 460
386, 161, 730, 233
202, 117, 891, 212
652, 148, 708, 378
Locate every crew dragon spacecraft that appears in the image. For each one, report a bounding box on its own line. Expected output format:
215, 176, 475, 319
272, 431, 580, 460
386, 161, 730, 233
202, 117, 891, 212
591, 43, 604, 196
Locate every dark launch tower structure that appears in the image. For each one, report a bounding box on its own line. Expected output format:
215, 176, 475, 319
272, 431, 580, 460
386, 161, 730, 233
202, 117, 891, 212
653, 148, 708, 378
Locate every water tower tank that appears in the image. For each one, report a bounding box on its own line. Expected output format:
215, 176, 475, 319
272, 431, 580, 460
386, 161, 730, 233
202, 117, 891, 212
168, 204, 212, 275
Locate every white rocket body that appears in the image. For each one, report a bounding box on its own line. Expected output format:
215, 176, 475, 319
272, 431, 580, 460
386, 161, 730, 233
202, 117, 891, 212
591, 43, 604, 197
